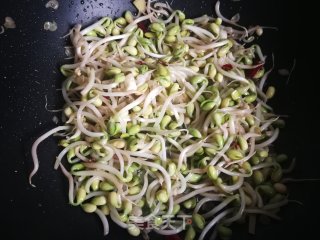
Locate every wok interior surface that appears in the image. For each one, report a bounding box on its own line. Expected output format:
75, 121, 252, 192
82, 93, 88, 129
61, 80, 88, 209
0, 0, 318, 239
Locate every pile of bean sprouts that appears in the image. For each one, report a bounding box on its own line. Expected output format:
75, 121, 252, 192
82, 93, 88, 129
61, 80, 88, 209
29, 1, 290, 239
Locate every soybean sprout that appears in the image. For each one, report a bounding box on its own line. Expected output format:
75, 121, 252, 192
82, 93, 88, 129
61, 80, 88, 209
30, 1, 290, 239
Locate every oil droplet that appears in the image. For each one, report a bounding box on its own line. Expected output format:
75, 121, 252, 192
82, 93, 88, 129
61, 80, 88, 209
81, 0, 84, 4
99, 2, 103, 6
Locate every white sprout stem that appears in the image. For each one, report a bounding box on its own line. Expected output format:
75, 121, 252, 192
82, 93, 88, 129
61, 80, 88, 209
124, 13, 153, 32
84, 191, 106, 200
184, 24, 216, 40
202, 195, 238, 219
142, 202, 162, 221
142, 86, 164, 114
199, 208, 234, 240
132, 158, 172, 194
251, 162, 276, 171
216, 166, 252, 177
30, 1, 288, 238
30, 126, 70, 186
59, 163, 75, 204
80, 68, 95, 96
176, 172, 187, 195
209, 136, 234, 166
255, 128, 279, 149
146, 180, 160, 207
244, 209, 281, 220
174, 186, 218, 204
113, 148, 125, 175
177, 140, 204, 170
95, 208, 110, 235
189, 83, 207, 105
282, 158, 296, 173
215, 1, 248, 36
72, 170, 123, 192
76, 100, 105, 138
117, 94, 147, 116
188, 39, 229, 50
80, 17, 108, 35
153, 90, 185, 127
80, 34, 130, 67
219, 177, 244, 192
110, 207, 128, 228
263, 199, 288, 210
214, 55, 249, 83
84, 176, 104, 193
223, 188, 246, 224
194, 197, 215, 214
127, 171, 149, 201
54, 141, 88, 169
83, 162, 122, 178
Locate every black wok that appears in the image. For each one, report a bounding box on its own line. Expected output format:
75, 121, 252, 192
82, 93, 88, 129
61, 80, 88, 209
0, 0, 318, 239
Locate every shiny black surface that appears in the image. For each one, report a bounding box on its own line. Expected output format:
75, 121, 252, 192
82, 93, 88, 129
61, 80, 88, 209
0, 0, 318, 239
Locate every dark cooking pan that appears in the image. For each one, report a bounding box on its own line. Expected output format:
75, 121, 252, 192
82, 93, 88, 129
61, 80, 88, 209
0, 0, 318, 239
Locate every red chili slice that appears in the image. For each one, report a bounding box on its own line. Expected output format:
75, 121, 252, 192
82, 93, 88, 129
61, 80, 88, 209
221, 64, 233, 71
137, 21, 148, 32
246, 65, 263, 78
246, 61, 264, 78
165, 234, 182, 240
136, 61, 145, 65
